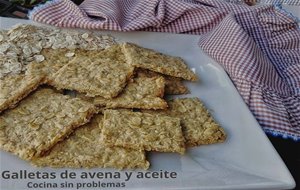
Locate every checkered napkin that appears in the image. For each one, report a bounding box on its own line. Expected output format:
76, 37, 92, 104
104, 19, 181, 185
29, 0, 300, 141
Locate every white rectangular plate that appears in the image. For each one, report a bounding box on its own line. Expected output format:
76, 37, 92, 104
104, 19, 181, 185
0, 17, 295, 190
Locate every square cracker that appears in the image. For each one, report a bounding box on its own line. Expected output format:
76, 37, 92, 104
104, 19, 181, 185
82, 75, 167, 110
143, 98, 226, 147
136, 69, 189, 95
31, 114, 149, 170
102, 109, 185, 154
52, 45, 134, 98
0, 88, 96, 160
121, 43, 198, 81
0, 74, 44, 113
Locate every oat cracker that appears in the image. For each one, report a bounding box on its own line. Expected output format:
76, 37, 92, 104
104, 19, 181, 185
102, 109, 185, 154
0, 88, 96, 160
143, 98, 226, 146
122, 43, 197, 81
52, 45, 134, 98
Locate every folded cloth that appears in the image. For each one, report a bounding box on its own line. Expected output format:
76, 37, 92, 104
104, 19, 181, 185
29, 0, 300, 141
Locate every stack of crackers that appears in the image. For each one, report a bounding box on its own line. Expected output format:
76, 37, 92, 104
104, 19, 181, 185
0, 25, 226, 170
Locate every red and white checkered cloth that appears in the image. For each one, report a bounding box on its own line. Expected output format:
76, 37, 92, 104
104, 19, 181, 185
29, 0, 300, 141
